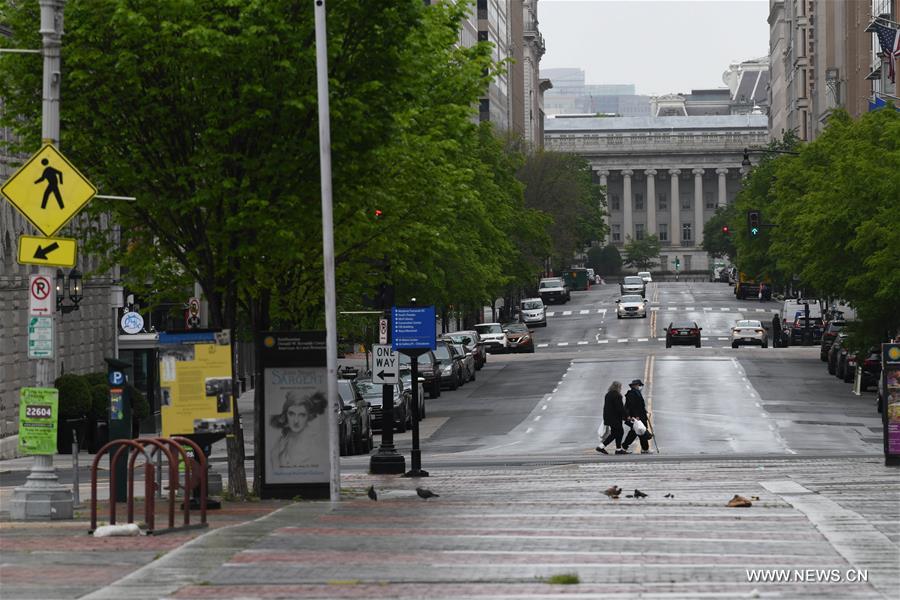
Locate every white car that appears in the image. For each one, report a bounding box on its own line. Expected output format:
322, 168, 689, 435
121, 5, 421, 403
730, 319, 768, 348
519, 297, 547, 327
638, 271, 652, 283
474, 322, 508, 353
616, 294, 648, 319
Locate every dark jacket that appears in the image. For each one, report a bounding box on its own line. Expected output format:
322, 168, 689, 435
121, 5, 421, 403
603, 390, 626, 423
624, 388, 648, 422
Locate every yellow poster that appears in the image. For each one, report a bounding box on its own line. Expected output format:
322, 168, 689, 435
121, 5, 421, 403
159, 331, 233, 437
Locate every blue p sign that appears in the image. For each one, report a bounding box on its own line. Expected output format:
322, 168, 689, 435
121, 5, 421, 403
109, 371, 125, 386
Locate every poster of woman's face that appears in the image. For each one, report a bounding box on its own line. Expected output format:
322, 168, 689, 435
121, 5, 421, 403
264, 367, 330, 484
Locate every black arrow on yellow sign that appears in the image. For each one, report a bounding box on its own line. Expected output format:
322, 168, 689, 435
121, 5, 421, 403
33, 242, 60, 260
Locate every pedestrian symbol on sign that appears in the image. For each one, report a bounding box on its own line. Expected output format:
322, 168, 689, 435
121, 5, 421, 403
35, 158, 64, 209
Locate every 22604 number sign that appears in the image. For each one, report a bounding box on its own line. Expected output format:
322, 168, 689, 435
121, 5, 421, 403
25, 404, 53, 419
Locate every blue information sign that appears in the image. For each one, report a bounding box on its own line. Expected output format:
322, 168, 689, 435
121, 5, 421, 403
391, 306, 436, 351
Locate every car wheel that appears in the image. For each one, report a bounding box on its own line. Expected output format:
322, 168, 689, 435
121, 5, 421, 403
616, 314, 622, 319
732, 342, 738, 349
642, 313, 647, 318
843, 369, 854, 384
827, 360, 836, 375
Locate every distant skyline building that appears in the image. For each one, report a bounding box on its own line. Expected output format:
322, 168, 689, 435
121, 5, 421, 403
539, 67, 651, 116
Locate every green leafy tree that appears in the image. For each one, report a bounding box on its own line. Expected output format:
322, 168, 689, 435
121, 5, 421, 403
586, 244, 622, 277
623, 235, 661, 271
702, 205, 738, 260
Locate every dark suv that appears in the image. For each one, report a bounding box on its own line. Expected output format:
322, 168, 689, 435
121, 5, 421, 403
820, 320, 846, 361
398, 350, 441, 399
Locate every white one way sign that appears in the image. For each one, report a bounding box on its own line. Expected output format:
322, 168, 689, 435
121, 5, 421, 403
372, 344, 399, 385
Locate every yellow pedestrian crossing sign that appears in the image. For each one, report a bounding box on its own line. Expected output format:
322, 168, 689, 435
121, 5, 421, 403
0, 144, 97, 237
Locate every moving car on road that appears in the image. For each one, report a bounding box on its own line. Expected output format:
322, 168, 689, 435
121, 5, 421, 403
638, 271, 652, 283
730, 319, 768, 348
538, 277, 570, 304
665, 320, 702, 348
620, 275, 647, 298
518, 297, 547, 327
615, 294, 648, 319
474, 322, 508, 353
503, 323, 535, 353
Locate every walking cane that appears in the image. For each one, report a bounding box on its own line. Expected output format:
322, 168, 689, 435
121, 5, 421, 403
647, 418, 660, 454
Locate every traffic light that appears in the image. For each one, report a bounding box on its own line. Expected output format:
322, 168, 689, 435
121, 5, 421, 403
374, 209, 383, 219
722, 225, 730, 235
674, 257, 680, 270
747, 210, 761, 236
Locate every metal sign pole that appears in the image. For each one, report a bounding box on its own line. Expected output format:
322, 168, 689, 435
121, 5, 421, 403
313, 0, 340, 503
10, 0, 73, 521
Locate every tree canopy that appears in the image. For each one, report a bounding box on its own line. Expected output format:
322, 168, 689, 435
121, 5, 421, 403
623, 234, 661, 271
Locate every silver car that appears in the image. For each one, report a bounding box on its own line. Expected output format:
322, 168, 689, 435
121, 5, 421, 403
450, 342, 476, 383
519, 297, 547, 326
730, 319, 768, 348
616, 294, 648, 319
620, 275, 647, 297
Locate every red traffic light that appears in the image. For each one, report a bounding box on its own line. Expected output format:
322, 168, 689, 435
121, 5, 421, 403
722, 225, 730, 235
374, 209, 383, 218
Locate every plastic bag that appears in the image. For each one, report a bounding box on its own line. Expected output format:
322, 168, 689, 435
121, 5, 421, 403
631, 419, 647, 436
597, 422, 610, 442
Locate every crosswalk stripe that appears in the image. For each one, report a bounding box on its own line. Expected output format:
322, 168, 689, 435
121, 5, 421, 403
580, 309, 589, 314
557, 342, 569, 346
668, 306, 677, 311
577, 341, 589, 345
685, 307, 695, 311
562, 311, 572, 316
598, 340, 609, 344
720, 307, 730, 311
537, 343, 549, 348
650, 307, 660, 311
703, 307, 712, 311
637, 338, 648, 342
617, 339, 628, 343
717, 337, 729, 340
657, 337, 667, 341
546, 312, 555, 317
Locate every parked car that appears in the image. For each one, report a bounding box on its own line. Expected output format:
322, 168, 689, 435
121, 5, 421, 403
442, 330, 486, 369
518, 297, 547, 327
503, 323, 535, 353
538, 277, 570, 304
399, 371, 426, 420
475, 322, 508, 353
827, 333, 849, 375
820, 320, 846, 361
638, 271, 652, 283
433, 340, 464, 390
838, 348, 858, 383
450, 342, 477, 382
730, 319, 768, 348
665, 320, 702, 348
337, 378, 373, 454
398, 350, 441, 399
860, 348, 881, 391
355, 378, 411, 433
620, 275, 647, 297
616, 294, 648, 319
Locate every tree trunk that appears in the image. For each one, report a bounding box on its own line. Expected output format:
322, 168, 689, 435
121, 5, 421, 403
225, 286, 249, 499
249, 290, 271, 496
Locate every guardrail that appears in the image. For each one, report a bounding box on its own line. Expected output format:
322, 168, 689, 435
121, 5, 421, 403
89, 436, 208, 535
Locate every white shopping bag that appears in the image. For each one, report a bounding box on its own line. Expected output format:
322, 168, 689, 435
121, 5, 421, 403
631, 419, 647, 436
597, 422, 610, 442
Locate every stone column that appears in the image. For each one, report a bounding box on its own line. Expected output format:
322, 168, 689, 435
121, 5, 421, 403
622, 169, 633, 242
716, 168, 728, 208
594, 168, 609, 243
693, 168, 704, 246
669, 169, 680, 246
645, 169, 657, 236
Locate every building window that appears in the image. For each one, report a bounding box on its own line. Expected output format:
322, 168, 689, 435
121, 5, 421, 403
611, 194, 620, 211
634, 193, 644, 211
684, 255, 692, 271
479, 99, 490, 122
681, 223, 692, 242
478, 30, 488, 42
658, 223, 668, 242
611, 224, 621, 242
681, 194, 691, 210
659, 255, 668, 271
658, 193, 667, 210
705, 191, 715, 209
635, 223, 645, 240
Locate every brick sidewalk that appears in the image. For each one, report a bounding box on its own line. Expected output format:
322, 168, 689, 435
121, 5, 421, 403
3, 456, 888, 600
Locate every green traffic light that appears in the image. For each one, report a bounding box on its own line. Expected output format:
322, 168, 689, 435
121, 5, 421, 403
751, 227, 759, 236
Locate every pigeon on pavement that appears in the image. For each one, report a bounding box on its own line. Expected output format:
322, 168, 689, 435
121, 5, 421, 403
416, 487, 439, 499
726, 494, 752, 508
633, 489, 648, 498
366, 485, 377, 501
603, 485, 622, 499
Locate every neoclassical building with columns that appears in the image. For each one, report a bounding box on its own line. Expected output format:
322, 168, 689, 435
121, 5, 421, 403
544, 114, 768, 273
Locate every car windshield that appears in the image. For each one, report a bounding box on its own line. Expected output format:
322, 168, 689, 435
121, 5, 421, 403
624, 276, 643, 285
447, 334, 473, 345
475, 324, 503, 335
522, 300, 543, 310
356, 380, 396, 398
671, 321, 697, 329
736, 320, 761, 328
337, 380, 353, 406
620, 295, 643, 303
505, 324, 528, 333
539, 279, 563, 288
433, 344, 452, 360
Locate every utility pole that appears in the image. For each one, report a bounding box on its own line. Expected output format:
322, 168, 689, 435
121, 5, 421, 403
10, 0, 74, 520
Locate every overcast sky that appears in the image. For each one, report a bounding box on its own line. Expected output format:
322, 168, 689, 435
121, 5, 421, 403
539, 0, 770, 96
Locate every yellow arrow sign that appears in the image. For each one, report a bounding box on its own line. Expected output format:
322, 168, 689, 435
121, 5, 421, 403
17, 235, 78, 268
1, 144, 97, 237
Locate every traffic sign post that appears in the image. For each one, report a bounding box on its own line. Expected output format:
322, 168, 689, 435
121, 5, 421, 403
28, 274, 54, 317
369, 310, 406, 475
18, 235, 77, 268
379, 318, 388, 344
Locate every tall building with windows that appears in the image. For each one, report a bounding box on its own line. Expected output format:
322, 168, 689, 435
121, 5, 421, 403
539, 68, 651, 117
476, 0, 512, 128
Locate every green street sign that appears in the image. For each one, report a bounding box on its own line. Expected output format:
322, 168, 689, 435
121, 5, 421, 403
17, 387, 59, 455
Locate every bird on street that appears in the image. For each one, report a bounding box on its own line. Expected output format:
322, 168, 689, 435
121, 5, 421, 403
603, 485, 622, 499
634, 489, 648, 499
366, 485, 377, 501
664, 493, 675, 498
416, 487, 439, 499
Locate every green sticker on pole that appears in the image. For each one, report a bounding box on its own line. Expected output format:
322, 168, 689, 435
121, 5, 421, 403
17, 387, 59, 455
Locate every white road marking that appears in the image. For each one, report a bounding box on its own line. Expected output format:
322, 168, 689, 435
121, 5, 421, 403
537, 343, 549, 348
577, 341, 589, 345
541, 405, 548, 410
755, 308, 765, 312
533, 415, 542, 422
650, 307, 660, 311
598, 340, 609, 344
718, 337, 729, 340
658, 337, 667, 341
562, 310, 572, 316
546, 312, 555, 317
668, 306, 677, 311
525, 427, 534, 434
557, 342, 569, 347
685, 307, 695, 311
701, 337, 709, 341
637, 338, 648, 342
580, 310, 589, 315
552, 387, 558, 393
617, 338, 628, 343
720, 307, 730, 311
703, 307, 712, 311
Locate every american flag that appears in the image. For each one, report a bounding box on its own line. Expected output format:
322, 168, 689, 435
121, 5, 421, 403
872, 22, 900, 83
